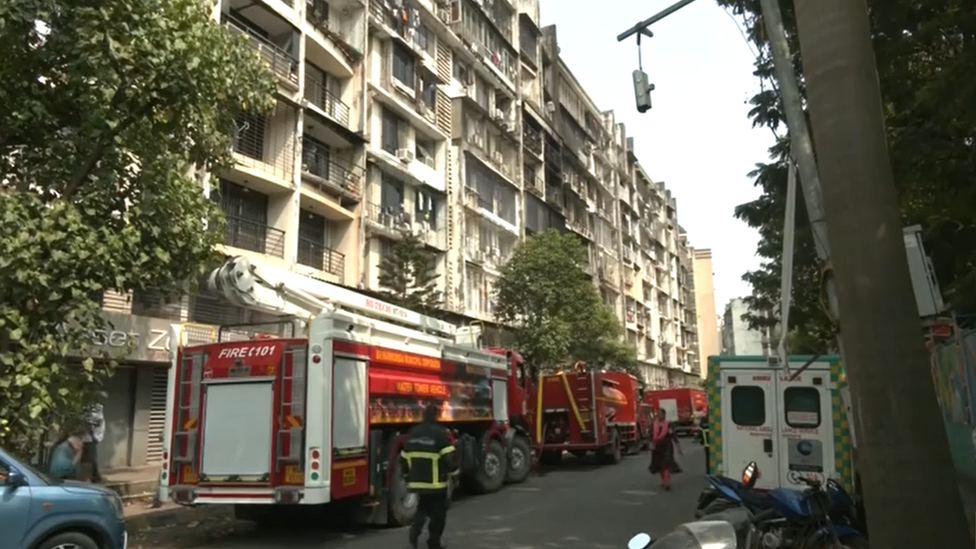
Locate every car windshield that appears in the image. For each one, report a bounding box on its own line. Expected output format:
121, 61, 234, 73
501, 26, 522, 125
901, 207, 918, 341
1, 449, 54, 485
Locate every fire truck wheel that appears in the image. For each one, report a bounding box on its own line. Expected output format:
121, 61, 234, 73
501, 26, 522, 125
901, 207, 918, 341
388, 457, 418, 526
600, 429, 622, 464
504, 436, 531, 484
474, 439, 508, 494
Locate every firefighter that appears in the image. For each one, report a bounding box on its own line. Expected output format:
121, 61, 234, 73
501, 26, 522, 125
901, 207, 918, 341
401, 403, 458, 549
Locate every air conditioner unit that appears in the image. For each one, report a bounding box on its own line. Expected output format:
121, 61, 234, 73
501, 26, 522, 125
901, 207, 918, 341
492, 151, 503, 165
474, 250, 485, 262
546, 101, 555, 113
470, 43, 479, 55
503, 121, 516, 133
423, 156, 435, 168
396, 148, 415, 163
493, 108, 504, 121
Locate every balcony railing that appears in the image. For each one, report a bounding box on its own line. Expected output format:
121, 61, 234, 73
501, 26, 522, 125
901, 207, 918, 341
223, 214, 286, 258
365, 201, 412, 232
301, 139, 362, 198
297, 237, 345, 277
523, 121, 543, 156
304, 76, 351, 127
523, 169, 544, 197
233, 109, 295, 182
224, 14, 299, 86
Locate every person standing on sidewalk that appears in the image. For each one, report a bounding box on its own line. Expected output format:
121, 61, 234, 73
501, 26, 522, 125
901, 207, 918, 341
400, 403, 458, 549
81, 401, 105, 483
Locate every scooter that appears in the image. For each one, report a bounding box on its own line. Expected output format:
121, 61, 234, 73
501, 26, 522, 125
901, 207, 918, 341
698, 462, 868, 549
627, 520, 738, 549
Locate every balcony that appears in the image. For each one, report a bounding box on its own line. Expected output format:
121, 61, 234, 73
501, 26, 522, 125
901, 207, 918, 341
297, 237, 345, 278
523, 167, 544, 197
416, 221, 448, 251
523, 121, 543, 158
223, 215, 286, 258
305, 0, 365, 67
224, 13, 299, 89
304, 74, 351, 127
544, 186, 563, 213
364, 201, 411, 239
301, 139, 362, 200
233, 106, 296, 186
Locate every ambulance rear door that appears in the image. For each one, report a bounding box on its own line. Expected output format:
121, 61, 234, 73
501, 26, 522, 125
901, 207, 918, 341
720, 366, 779, 489
775, 361, 835, 491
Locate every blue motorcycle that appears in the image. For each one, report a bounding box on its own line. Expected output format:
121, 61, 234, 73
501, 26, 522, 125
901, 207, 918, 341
698, 462, 868, 549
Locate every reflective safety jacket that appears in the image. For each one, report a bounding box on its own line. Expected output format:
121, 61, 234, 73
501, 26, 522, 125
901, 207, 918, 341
400, 421, 457, 492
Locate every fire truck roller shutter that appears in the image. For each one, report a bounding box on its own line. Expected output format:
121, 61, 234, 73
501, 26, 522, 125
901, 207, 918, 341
200, 381, 275, 480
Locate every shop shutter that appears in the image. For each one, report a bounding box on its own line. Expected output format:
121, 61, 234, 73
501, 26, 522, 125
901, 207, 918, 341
146, 368, 169, 463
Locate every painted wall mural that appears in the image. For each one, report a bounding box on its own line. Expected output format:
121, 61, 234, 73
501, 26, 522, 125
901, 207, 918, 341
930, 329, 976, 480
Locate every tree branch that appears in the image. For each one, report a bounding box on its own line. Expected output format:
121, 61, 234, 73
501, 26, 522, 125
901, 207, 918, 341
62, 84, 147, 199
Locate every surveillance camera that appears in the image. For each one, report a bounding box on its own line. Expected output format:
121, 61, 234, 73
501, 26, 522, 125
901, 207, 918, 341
633, 69, 654, 113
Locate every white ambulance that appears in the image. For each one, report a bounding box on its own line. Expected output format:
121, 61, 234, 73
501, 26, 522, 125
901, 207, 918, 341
704, 355, 855, 492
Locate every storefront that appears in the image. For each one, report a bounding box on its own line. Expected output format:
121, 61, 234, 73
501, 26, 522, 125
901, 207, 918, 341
84, 312, 178, 470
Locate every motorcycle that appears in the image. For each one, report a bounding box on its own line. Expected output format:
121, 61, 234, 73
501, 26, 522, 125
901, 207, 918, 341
627, 520, 739, 549
697, 462, 868, 549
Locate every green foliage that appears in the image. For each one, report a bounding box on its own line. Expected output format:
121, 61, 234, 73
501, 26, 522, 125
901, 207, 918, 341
0, 0, 275, 455
719, 0, 976, 344
377, 231, 443, 313
493, 230, 638, 376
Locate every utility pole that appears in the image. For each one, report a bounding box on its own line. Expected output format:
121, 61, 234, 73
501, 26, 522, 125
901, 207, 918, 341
791, 0, 971, 546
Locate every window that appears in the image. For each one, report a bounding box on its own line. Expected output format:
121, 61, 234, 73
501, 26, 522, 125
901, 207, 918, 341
381, 108, 402, 153
392, 42, 415, 86
731, 386, 766, 427
784, 387, 822, 428
380, 174, 404, 210
421, 77, 437, 109
415, 24, 432, 54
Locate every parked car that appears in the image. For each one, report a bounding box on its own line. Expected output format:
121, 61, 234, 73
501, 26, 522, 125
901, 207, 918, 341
0, 445, 127, 549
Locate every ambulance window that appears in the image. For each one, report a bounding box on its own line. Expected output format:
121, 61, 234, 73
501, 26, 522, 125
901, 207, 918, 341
731, 386, 766, 426
784, 387, 822, 428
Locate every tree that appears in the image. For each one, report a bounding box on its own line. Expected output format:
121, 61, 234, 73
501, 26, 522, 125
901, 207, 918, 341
493, 230, 638, 376
794, 0, 970, 544
377, 231, 442, 312
0, 0, 275, 454
720, 0, 976, 339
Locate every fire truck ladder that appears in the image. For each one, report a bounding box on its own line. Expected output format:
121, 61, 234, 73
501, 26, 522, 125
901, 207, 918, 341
208, 256, 458, 338
172, 350, 204, 477
275, 345, 308, 474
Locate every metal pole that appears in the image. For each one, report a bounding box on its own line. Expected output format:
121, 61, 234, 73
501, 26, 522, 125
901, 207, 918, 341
791, 0, 971, 546
616, 0, 699, 42
756, 0, 839, 321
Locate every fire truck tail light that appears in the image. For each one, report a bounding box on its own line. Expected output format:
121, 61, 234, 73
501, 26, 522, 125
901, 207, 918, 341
309, 447, 321, 481
312, 355, 321, 364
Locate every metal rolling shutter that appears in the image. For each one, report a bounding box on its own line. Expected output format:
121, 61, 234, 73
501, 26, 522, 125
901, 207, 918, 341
146, 368, 169, 463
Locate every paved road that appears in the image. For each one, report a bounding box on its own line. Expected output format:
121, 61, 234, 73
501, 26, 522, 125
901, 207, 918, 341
137, 444, 706, 549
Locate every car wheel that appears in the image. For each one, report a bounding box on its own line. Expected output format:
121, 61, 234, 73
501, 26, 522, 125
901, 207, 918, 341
37, 532, 99, 549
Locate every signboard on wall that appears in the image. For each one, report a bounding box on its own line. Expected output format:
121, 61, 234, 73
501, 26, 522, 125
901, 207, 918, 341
80, 312, 181, 364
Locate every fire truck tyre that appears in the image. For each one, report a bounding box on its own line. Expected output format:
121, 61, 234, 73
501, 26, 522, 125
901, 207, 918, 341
388, 457, 419, 527
505, 436, 532, 484
474, 440, 508, 494
37, 532, 98, 549
600, 429, 622, 464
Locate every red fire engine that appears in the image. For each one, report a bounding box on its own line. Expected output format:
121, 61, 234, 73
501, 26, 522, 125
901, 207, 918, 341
158, 257, 533, 526
530, 362, 630, 465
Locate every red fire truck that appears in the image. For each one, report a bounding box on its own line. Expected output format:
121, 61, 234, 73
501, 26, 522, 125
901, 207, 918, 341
643, 387, 707, 437
158, 257, 533, 526
531, 362, 628, 466
601, 372, 647, 455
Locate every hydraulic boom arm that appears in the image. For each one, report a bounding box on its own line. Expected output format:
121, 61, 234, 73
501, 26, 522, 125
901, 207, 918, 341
207, 256, 459, 336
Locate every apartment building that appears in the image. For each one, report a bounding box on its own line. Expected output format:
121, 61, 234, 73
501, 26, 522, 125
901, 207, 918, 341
87, 0, 701, 471
691, 248, 719, 377
722, 297, 769, 356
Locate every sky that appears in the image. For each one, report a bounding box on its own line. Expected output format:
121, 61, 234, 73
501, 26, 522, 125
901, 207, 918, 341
539, 0, 774, 311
